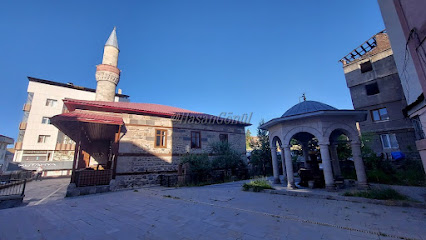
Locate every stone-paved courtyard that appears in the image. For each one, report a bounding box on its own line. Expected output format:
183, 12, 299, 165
0, 180, 425, 240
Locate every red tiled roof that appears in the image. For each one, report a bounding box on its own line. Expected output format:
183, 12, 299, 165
62, 99, 251, 126
64, 99, 200, 117
50, 111, 123, 125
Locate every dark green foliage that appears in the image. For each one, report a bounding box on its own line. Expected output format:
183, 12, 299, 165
180, 142, 248, 185
211, 141, 246, 173
336, 135, 352, 160
246, 129, 252, 150
395, 159, 426, 186
249, 120, 273, 177
242, 179, 274, 192
343, 188, 408, 201
180, 153, 211, 177
361, 132, 425, 186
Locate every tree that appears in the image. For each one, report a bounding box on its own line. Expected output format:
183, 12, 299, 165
246, 129, 252, 150
249, 119, 272, 176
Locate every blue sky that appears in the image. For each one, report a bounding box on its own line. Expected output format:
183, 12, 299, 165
0, 0, 385, 140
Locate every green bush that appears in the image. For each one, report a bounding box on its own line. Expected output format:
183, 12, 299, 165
211, 141, 244, 171
366, 169, 394, 184
242, 178, 274, 192
343, 188, 408, 201
394, 159, 425, 186
360, 133, 425, 186
180, 153, 211, 177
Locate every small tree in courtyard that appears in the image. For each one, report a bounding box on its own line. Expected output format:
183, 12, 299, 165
249, 119, 272, 177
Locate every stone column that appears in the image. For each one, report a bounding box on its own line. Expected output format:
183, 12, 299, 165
302, 143, 310, 169
270, 145, 281, 184
319, 143, 335, 190
279, 145, 287, 183
351, 142, 368, 188
283, 145, 295, 189
330, 143, 342, 177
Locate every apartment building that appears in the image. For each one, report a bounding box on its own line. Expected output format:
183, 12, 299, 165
12, 77, 129, 176
340, 31, 419, 159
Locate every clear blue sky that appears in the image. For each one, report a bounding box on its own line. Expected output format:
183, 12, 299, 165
0, 0, 385, 140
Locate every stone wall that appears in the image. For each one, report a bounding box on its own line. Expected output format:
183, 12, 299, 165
112, 113, 246, 189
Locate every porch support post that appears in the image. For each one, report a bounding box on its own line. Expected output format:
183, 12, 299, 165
330, 143, 342, 177
71, 140, 80, 183
279, 145, 287, 182
283, 144, 295, 189
319, 143, 335, 190
351, 142, 368, 188
270, 144, 281, 184
70, 129, 82, 184
302, 142, 310, 169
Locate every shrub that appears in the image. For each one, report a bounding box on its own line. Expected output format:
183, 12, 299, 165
242, 178, 274, 192
343, 188, 408, 201
180, 153, 211, 177
366, 169, 395, 184
211, 141, 243, 171
394, 159, 426, 186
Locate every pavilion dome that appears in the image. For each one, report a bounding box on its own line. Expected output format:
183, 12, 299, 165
282, 100, 337, 117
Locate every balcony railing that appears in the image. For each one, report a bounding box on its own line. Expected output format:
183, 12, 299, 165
23, 103, 31, 112
19, 122, 27, 130
14, 142, 23, 150
55, 143, 76, 151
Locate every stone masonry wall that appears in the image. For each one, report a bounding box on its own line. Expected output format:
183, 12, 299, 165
113, 113, 246, 189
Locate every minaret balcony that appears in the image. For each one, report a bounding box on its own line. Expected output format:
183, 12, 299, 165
96, 64, 120, 75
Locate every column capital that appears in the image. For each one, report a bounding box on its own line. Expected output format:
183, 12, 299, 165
318, 141, 330, 146
282, 144, 291, 149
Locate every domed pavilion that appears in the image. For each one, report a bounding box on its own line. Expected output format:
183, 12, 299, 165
260, 100, 369, 190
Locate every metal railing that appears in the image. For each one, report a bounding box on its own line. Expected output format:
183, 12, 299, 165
0, 180, 26, 197
0, 171, 33, 182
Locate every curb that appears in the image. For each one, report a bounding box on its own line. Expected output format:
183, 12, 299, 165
260, 189, 426, 209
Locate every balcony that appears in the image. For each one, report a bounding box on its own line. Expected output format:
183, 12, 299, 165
19, 122, 27, 130
55, 143, 76, 151
15, 142, 23, 150
23, 103, 31, 112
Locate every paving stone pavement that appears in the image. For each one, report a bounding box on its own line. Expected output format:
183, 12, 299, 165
23, 178, 69, 206
0, 180, 425, 240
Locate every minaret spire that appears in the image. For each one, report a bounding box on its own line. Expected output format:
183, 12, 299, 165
105, 26, 119, 50
95, 27, 121, 101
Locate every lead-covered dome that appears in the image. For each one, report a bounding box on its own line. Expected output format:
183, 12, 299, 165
282, 101, 337, 117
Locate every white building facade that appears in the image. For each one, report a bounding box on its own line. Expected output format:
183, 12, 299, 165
12, 77, 129, 176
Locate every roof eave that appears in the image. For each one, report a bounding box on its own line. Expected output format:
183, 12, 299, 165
261, 110, 367, 130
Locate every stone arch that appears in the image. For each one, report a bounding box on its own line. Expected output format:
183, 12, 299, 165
283, 126, 324, 147
270, 135, 282, 148
324, 123, 360, 144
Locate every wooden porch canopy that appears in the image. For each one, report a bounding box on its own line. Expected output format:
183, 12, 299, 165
51, 111, 124, 186
50, 111, 124, 143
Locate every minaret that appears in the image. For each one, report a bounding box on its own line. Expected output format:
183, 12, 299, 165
95, 27, 120, 101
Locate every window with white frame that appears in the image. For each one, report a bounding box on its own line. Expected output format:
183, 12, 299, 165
37, 135, 50, 143
380, 134, 399, 149
45, 99, 57, 107
41, 117, 50, 124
